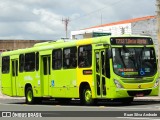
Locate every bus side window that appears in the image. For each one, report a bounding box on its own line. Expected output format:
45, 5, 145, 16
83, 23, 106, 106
78, 45, 92, 68
52, 49, 62, 70
2, 56, 10, 73
36, 52, 39, 71
24, 52, 35, 72
63, 47, 77, 69
19, 54, 24, 72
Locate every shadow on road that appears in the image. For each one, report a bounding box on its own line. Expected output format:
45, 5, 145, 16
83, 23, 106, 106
2, 98, 160, 107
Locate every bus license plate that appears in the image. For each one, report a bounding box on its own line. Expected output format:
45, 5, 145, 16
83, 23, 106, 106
136, 93, 144, 97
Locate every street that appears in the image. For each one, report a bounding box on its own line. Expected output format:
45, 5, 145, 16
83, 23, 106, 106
0, 98, 160, 120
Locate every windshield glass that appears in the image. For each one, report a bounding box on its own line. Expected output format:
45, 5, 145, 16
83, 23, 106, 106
112, 47, 157, 77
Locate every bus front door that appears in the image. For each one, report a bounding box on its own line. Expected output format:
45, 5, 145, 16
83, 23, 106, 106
42, 56, 51, 96
11, 59, 18, 96
95, 50, 107, 98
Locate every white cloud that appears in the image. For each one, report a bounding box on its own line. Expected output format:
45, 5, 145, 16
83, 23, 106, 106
31, 8, 65, 38
25, 22, 55, 35
0, 0, 156, 40
32, 8, 62, 27
0, 0, 36, 22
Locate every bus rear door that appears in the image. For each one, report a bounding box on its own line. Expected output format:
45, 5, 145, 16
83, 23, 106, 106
41, 55, 51, 96
11, 59, 18, 96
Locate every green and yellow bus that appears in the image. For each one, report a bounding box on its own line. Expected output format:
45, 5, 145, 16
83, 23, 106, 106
1, 35, 159, 105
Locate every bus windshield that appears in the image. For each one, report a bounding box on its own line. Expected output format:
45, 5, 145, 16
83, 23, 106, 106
112, 47, 157, 77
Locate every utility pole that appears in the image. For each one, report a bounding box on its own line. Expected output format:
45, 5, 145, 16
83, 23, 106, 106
62, 17, 70, 39
156, 0, 160, 69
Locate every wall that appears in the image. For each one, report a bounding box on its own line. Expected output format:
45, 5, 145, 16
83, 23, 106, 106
0, 40, 48, 51
131, 18, 158, 54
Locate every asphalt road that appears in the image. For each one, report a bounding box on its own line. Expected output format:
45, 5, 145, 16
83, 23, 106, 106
0, 98, 160, 120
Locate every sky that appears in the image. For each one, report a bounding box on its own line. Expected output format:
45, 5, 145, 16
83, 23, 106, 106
0, 0, 156, 40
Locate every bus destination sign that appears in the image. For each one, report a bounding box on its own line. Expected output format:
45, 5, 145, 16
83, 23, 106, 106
110, 37, 153, 45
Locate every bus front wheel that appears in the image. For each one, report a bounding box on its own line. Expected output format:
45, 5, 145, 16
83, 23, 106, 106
25, 87, 35, 104
80, 87, 94, 105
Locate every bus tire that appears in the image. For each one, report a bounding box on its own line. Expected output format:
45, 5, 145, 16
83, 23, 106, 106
25, 87, 35, 104
80, 86, 94, 105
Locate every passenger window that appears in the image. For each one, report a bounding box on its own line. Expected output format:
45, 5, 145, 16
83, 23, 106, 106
2, 56, 10, 73
36, 52, 39, 71
63, 47, 77, 69
52, 49, 62, 70
24, 52, 35, 72
19, 54, 24, 72
78, 45, 92, 68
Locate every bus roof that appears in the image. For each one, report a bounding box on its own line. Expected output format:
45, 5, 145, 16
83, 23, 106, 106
1, 35, 152, 56
1, 36, 109, 56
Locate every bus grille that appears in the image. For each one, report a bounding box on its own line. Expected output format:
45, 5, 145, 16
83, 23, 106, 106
127, 90, 152, 96
122, 79, 153, 83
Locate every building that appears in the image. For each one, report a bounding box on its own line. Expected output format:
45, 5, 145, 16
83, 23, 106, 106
0, 40, 50, 53
71, 16, 157, 52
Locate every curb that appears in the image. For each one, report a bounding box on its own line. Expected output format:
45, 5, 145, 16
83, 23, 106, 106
0, 92, 24, 99
134, 96, 160, 101
0, 95, 25, 99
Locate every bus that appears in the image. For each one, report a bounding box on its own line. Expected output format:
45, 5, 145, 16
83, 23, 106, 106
1, 35, 159, 105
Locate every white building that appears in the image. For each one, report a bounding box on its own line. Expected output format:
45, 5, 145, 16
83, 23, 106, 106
71, 16, 157, 52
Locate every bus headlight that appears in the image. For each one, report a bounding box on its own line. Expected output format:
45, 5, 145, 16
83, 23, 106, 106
114, 79, 123, 88
153, 79, 159, 88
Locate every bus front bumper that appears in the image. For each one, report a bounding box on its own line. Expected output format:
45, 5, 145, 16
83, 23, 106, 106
109, 87, 159, 99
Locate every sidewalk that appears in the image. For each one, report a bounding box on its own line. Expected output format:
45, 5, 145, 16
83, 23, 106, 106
134, 95, 160, 101
0, 91, 24, 99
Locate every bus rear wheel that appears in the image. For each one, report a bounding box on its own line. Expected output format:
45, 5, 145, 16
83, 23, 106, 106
25, 87, 35, 104
80, 87, 94, 105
